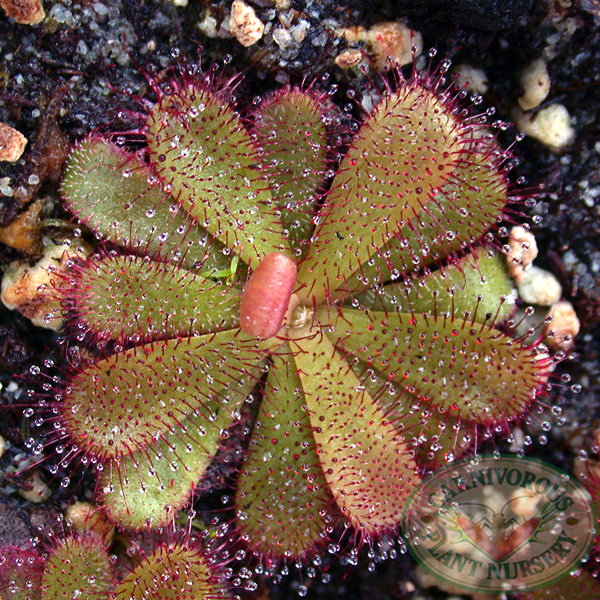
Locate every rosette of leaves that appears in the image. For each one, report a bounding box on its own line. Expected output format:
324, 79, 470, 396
113, 538, 229, 600
0, 533, 113, 600
1, 532, 227, 600
54, 68, 552, 565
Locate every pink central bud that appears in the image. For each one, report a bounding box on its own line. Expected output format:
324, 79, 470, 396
240, 252, 298, 339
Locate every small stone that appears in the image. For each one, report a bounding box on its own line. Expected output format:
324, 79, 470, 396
0, 435, 5, 460
0, 123, 28, 162
506, 225, 538, 283
290, 20, 309, 44
515, 103, 575, 152
18, 470, 51, 503
337, 22, 422, 70
0, 0, 44, 24
335, 49, 364, 70
272, 26, 293, 50
519, 58, 551, 111
1, 238, 89, 330
516, 266, 563, 306
65, 502, 115, 546
545, 300, 580, 351
365, 21, 423, 69
92, 2, 108, 15
0, 196, 45, 253
454, 63, 489, 95
196, 11, 228, 39
229, 0, 264, 47
311, 30, 327, 47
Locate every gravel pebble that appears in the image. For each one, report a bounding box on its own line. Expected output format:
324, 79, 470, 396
0, 0, 44, 25
515, 103, 576, 152
229, 0, 265, 47
507, 225, 539, 283
519, 58, 551, 111
517, 265, 563, 306
546, 300, 580, 351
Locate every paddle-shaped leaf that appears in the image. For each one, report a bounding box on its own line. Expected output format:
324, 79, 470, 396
41, 536, 114, 600
114, 541, 227, 600
291, 331, 417, 535
61, 330, 266, 461
60, 136, 231, 272
356, 248, 515, 325
99, 395, 236, 529
342, 142, 510, 293
254, 88, 329, 255
72, 254, 241, 343
297, 84, 509, 302
146, 84, 289, 264
325, 306, 548, 424
349, 358, 472, 468
236, 343, 335, 560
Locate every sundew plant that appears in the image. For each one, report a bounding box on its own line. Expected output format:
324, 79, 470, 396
4, 56, 556, 598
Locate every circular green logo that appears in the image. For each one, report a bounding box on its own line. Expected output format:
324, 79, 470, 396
402, 456, 596, 594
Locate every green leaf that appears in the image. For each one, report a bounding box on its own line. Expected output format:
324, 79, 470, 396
290, 330, 417, 536
297, 83, 509, 302
325, 306, 548, 424
254, 89, 329, 256
344, 145, 510, 291
73, 254, 241, 343
146, 84, 289, 265
114, 542, 227, 599
236, 342, 336, 560
41, 536, 114, 600
99, 346, 263, 529
355, 248, 515, 325
99, 402, 228, 529
60, 136, 231, 272
61, 330, 267, 461
349, 359, 472, 468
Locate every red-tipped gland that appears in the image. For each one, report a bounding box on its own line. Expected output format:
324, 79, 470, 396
240, 252, 297, 339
